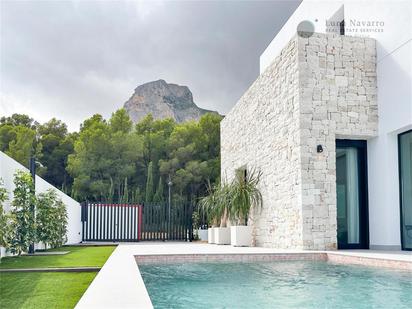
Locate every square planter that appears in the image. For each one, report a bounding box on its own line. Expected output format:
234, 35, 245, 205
198, 229, 208, 241
214, 227, 231, 245
208, 228, 215, 244
231, 225, 252, 247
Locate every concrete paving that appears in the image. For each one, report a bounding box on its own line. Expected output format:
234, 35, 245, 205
328, 249, 412, 262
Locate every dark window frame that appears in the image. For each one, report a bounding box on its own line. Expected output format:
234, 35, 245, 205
336, 139, 369, 249
398, 129, 412, 251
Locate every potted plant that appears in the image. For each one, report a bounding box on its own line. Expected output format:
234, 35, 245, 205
228, 168, 262, 247
192, 210, 208, 241
199, 182, 230, 245
199, 183, 218, 244
208, 226, 215, 244
213, 183, 231, 245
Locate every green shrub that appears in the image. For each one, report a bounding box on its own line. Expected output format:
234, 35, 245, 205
0, 178, 10, 248
199, 168, 263, 227
199, 182, 231, 227
7, 171, 36, 255
36, 189, 68, 249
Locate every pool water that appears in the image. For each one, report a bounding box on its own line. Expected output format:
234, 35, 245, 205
139, 261, 412, 309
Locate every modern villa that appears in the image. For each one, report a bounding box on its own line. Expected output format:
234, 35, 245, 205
221, 0, 412, 251
1, 2, 412, 308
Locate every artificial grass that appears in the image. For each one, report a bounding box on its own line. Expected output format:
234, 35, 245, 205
0, 272, 97, 309
0, 245, 116, 269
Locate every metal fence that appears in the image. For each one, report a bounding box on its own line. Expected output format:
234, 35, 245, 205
81, 202, 193, 242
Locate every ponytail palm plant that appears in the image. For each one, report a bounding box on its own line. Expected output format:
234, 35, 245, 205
199, 182, 230, 228
229, 168, 263, 225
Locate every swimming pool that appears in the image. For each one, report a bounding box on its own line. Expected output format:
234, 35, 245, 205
140, 261, 412, 308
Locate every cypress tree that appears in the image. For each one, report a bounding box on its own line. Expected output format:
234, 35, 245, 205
153, 176, 164, 202
131, 187, 142, 204
145, 162, 154, 203
121, 177, 128, 203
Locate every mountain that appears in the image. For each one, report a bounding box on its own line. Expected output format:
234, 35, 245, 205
123, 80, 218, 123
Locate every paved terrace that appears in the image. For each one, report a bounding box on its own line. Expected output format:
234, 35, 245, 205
75, 242, 412, 309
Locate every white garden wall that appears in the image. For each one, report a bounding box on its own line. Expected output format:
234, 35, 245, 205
0, 151, 82, 256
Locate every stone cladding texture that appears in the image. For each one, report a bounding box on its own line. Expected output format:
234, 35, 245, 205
221, 33, 377, 249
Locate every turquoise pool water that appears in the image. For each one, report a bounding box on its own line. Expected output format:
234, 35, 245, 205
139, 261, 412, 309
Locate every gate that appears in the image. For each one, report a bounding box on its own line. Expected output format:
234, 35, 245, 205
140, 202, 193, 241
81, 203, 142, 242
81, 202, 193, 242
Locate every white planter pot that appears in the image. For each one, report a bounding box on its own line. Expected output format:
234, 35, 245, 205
208, 228, 215, 244
198, 229, 208, 241
231, 225, 252, 247
214, 227, 231, 245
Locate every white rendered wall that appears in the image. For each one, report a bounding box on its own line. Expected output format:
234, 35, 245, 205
364, 2, 412, 249
346, 1, 411, 249
260, 0, 343, 73
0, 151, 82, 256
260, 0, 412, 249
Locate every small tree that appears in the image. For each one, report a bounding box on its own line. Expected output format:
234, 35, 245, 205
52, 196, 68, 248
0, 179, 10, 250
7, 170, 36, 255
36, 189, 68, 249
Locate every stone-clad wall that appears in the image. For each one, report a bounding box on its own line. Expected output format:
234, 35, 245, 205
220, 32, 377, 250
221, 36, 303, 248
298, 34, 378, 250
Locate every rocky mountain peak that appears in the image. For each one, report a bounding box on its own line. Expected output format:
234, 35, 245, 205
124, 80, 217, 123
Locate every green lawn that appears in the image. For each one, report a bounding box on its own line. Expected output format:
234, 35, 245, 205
0, 272, 97, 309
0, 246, 116, 309
0, 245, 116, 269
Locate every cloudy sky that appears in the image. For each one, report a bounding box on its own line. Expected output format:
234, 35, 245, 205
0, 0, 300, 131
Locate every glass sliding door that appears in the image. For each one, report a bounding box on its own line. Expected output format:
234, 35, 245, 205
336, 140, 368, 249
399, 130, 412, 251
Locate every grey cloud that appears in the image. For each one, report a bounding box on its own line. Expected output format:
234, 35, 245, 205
0, 0, 300, 131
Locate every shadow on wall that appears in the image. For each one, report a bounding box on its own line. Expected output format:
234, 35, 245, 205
375, 40, 412, 132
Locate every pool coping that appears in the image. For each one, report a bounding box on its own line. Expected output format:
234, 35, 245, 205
135, 252, 328, 264
75, 243, 412, 309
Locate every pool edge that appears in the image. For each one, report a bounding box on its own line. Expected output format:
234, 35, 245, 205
75, 244, 411, 309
